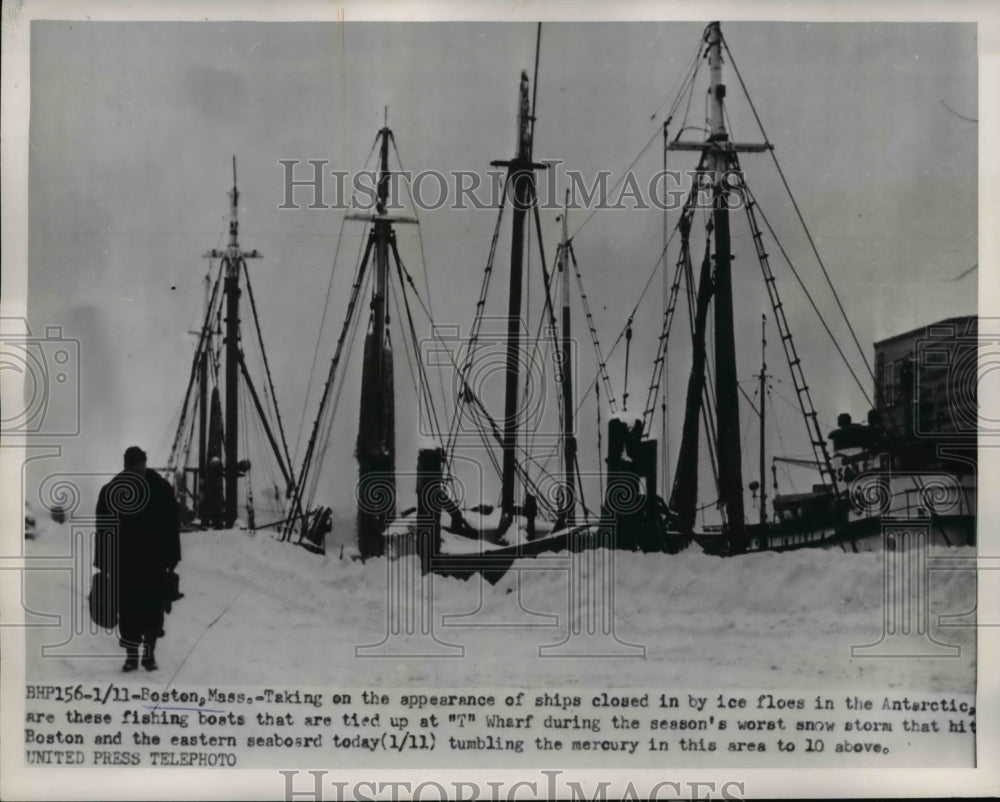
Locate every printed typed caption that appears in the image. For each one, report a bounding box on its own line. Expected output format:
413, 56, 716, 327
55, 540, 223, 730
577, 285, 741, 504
23, 685, 975, 768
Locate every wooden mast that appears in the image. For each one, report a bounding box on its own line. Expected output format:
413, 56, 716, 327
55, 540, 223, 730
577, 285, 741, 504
666, 22, 770, 547
204, 157, 262, 528
705, 22, 747, 550
194, 271, 211, 521
558, 190, 576, 527
356, 118, 397, 558
223, 158, 241, 528
757, 314, 768, 526
492, 69, 547, 531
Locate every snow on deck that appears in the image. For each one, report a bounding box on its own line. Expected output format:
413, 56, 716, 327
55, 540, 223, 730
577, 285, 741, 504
23, 519, 976, 692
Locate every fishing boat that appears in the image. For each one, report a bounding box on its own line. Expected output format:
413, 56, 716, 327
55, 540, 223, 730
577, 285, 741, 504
165, 22, 975, 577
165, 158, 297, 534
646, 22, 977, 556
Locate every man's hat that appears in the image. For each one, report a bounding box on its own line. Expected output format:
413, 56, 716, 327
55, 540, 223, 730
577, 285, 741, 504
123, 446, 147, 467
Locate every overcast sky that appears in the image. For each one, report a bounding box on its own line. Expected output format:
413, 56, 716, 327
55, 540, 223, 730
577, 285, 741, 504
24, 19, 977, 519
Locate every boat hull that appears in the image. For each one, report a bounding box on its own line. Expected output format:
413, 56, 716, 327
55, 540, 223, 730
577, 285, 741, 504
694, 513, 975, 556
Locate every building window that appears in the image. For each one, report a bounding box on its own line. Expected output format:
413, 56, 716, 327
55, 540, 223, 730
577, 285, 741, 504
883, 361, 896, 406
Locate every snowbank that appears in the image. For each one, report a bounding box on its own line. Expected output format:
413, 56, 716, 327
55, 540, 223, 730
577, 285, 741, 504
23, 522, 976, 693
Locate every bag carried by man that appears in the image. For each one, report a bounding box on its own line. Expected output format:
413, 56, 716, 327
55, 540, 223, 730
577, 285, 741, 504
163, 569, 183, 614
88, 571, 117, 629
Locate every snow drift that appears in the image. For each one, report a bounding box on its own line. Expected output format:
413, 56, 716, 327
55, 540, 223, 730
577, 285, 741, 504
24, 519, 976, 694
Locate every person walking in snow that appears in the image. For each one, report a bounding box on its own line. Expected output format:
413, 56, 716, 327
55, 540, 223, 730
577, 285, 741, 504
95, 446, 181, 672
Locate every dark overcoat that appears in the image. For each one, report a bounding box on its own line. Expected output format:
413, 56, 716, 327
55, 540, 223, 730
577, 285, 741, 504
95, 469, 180, 643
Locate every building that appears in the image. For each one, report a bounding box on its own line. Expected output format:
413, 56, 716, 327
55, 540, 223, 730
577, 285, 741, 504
874, 315, 977, 443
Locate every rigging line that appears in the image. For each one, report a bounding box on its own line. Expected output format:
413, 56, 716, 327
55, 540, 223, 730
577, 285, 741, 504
679, 49, 701, 135
768, 385, 798, 494
238, 350, 294, 487
528, 187, 568, 489
173, 398, 198, 497
737, 380, 760, 419
390, 238, 477, 449
238, 381, 253, 521
162, 394, 188, 470
641, 161, 707, 433
747, 186, 873, 407
568, 207, 688, 423
170, 259, 225, 464
168, 260, 225, 468
409, 305, 559, 514
303, 273, 367, 521
679, 228, 720, 502
522, 187, 533, 460
242, 261, 295, 488
389, 274, 422, 413
740, 386, 756, 461
449, 195, 555, 505
721, 33, 874, 383
682, 229, 721, 501
293, 136, 380, 464
525, 323, 564, 482
622, 320, 633, 412
444, 177, 512, 455
572, 451, 596, 523
769, 381, 835, 432
309, 263, 371, 508
704, 286, 719, 433
287, 232, 373, 538
649, 29, 706, 122
660, 39, 706, 153
596, 380, 603, 500
568, 125, 662, 241
568, 244, 617, 413
292, 211, 352, 464
390, 239, 445, 443
389, 225, 556, 500
389, 133, 449, 423
247, 388, 282, 523
661, 119, 670, 497
387, 257, 425, 431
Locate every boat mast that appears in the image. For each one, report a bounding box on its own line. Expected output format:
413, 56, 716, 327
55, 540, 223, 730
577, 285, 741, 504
706, 22, 747, 549
558, 190, 576, 526
666, 23, 772, 545
197, 273, 210, 521
492, 69, 546, 530
207, 157, 262, 528
356, 113, 397, 558
757, 314, 767, 525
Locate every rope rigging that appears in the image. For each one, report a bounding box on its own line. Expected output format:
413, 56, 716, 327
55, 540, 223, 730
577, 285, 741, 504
284, 227, 373, 539
732, 161, 840, 496
241, 261, 296, 492
720, 31, 875, 386
167, 259, 225, 472
293, 134, 381, 465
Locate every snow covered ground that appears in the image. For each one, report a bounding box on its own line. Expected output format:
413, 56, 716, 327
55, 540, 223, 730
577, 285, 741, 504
23, 519, 976, 693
